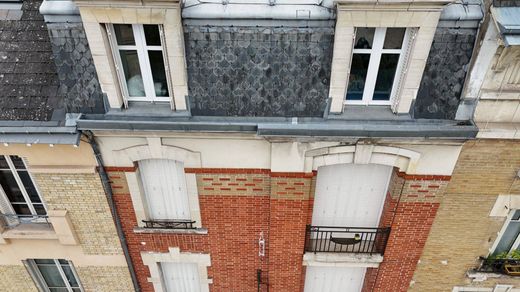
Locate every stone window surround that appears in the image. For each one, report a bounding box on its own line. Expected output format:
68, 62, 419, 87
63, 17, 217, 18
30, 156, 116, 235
488, 209, 520, 255
304, 143, 421, 174
113, 138, 203, 228
452, 285, 514, 292
77, 5, 188, 111
141, 247, 211, 292
329, 3, 444, 114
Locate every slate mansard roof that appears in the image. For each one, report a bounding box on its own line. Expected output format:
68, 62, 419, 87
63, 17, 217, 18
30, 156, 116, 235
0, 0, 63, 122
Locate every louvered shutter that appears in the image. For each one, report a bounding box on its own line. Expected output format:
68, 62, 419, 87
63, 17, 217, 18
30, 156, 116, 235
304, 266, 366, 292
0, 186, 18, 227
391, 27, 418, 113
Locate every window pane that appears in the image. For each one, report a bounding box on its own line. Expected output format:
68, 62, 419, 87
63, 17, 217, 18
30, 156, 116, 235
61, 265, 79, 287
17, 171, 40, 203
373, 54, 400, 101
34, 204, 47, 215
0, 156, 8, 169
0, 170, 25, 202
119, 50, 145, 97
346, 54, 370, 100
37, 264, 67, 288
513, 210, 520, 221
383, 28, 406, 49
34, 259, 55, 264
12, 203, 31, 215
49, 288, 69, 292
114, 24, 135, 46
494, 221, 520, 255
10, 156, 26, 170
143, 25, 161, 46
148, 51, 169, 97
354, 28, 375, 49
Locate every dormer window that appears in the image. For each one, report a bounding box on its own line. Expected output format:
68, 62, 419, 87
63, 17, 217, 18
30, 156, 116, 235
108, 24, 171, 103
346, 27, 409, 105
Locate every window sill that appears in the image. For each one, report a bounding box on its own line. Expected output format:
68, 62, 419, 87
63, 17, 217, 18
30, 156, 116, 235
107, 101, 190, 118
1, 223, 57, 240
133, 227, 208, 235
303, 252, 383, 268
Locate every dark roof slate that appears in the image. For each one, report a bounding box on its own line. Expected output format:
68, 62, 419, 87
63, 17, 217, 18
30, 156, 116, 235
0, 0, 62, 121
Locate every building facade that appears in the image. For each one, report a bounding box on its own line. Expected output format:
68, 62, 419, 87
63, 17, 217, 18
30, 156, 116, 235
0, 1, 134, 291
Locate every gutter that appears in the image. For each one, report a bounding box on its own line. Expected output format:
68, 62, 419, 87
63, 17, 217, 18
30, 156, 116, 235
84, 131, 141, 292
77, 116, 478, 139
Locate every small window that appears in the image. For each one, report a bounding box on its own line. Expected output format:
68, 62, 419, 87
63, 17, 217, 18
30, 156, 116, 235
108, 24, 170, 103
491, 209, 520, 255
0, 155, 46, 217
138, 159, 191, 221
25, 259, 84, 292
346, 27, 408, 105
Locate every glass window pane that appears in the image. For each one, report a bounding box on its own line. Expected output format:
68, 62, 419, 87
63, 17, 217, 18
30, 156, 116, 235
49, 288, 69, 292
34, 204, 46, 215
34, 259, 55, 264
143, 25, 161, 46
513, 210, 520, 221
494, 221, 520, 255
354, 28, 375, 49
0, 156, 8, 169
148, 51, 169, 97
114, 24, 135, 46
119, 50, 145, 97
346, 54, 370, 100
61, 265, 79, 287
373, 54, 400, 101
384, 28, 406, 49
37, 264, 67, 288
17, 171, 40, 203
12, 203, 31, 215
0, 170, 25, 203
72, 288, 82, 292
9, 156, 26, 169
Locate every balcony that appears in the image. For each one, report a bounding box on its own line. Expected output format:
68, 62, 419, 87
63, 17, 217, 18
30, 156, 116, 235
304, 225, 391, 255
477, 257, 520, 277
0, 210, 79, 245
142, 219, 196, 230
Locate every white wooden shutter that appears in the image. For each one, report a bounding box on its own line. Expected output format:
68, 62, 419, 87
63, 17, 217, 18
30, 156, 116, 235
139, 159, 190, 220
304, 266, 366, 292
161, 262, 201, 292
390, 27, 418, 113
312, 164, 392, 227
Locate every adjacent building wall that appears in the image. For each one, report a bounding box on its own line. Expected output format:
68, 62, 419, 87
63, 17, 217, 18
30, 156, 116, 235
410, 140, 520, 291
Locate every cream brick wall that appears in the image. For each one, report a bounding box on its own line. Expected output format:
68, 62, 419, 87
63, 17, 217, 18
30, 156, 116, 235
76, 266, 134, 292
0, 265, 38, 292
410, 140, 520, 291
34, 173, 123, 255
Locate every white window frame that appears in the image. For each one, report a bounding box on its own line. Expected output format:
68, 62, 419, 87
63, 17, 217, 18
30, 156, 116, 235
0, 155, 46, 216
489, 209, 520, 254
24, 259, 84, 292
107, 24, 172, 103
345, 27, 410, 106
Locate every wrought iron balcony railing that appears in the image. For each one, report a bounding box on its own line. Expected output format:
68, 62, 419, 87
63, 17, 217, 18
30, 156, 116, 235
0, 214, 50, 228
305, 225, 391, 255
142, 219, 196, 229
478, 257, 520, 276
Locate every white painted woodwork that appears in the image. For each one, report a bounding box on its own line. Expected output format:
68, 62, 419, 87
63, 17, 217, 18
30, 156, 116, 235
161, 262, 201, 292
312, 164, 392, 227
138, 159, 190, 220
304, 266, 366, 292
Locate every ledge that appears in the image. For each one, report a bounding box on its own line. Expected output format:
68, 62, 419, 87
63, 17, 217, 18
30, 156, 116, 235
1, 223, 57, 241
303, 252, 384, 268
133, 227, 208, 235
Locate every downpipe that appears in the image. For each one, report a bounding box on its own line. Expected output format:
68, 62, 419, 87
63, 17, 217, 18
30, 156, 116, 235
84, 131, 141, 292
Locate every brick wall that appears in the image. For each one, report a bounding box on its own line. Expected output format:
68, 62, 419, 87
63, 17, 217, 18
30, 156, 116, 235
410, 140, 520, 291
110, 166, 449, 292
0, 265, 38, 292
109, 169, 314, 292
362, 169, 449, 292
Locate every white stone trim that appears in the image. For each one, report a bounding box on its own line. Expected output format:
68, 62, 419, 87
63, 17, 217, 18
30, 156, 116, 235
303, 252, 382, 268
141, 248, 211, 292
490, 194, 520, 217
116, 138, 202, 227
304, 143, 420, 173
329, 4, 442, 114
78, 6, 188, 110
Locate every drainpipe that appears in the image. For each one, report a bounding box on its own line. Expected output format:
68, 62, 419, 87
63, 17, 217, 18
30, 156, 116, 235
84, 131, 141, 292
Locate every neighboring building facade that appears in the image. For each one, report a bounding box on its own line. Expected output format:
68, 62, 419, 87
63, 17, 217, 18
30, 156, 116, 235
70, 0, 480, 291
0, 1, 134, 291
411, 0, 520, 291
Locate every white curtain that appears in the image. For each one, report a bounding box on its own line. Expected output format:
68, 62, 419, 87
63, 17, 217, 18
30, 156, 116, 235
138, 159, 190, 220
161, 262, 201, 292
